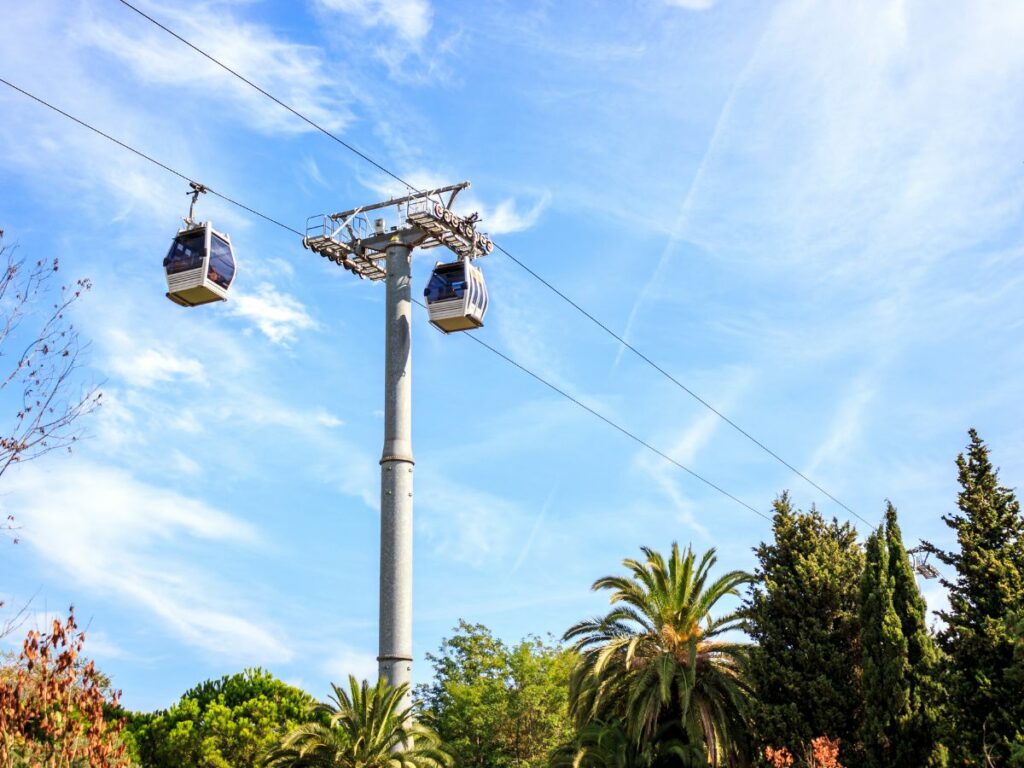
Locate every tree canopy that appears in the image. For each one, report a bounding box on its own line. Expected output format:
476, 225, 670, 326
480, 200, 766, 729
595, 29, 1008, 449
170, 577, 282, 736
564, 543, 752, 766
859, 503, 945, 768
744, 493, 864, 761
417, 621, 575, 768
264, 676, 450, 768
130, 668, 322, 768
925, 429, 1024, 765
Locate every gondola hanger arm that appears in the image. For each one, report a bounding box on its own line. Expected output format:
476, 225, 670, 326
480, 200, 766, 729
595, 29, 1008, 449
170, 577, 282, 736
186, 181, 208, 224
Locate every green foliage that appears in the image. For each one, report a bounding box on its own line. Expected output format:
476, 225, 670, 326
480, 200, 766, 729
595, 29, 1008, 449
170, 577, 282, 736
564, 543, 752, 766
744, 493, 864, 760
1006, 611, 1024, 767
550, 720, 698, 768
130, 668, 322, 768
925, 430, 1024, 765
859, 503, 945, 768
417, 621, 575, 768
264, 676, 449, 768
860, 515, 906, 766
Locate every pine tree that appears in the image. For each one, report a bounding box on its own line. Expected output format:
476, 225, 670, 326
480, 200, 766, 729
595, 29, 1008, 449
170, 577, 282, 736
925, 429, 1024, 765
745, 493, 864, 761
860, 503, 946, 768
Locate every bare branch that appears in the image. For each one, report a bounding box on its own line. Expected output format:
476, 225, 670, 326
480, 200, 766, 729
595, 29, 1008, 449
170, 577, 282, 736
0, 236, 101, 538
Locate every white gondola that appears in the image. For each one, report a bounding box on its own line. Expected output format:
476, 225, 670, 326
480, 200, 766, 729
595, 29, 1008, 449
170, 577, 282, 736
424, 258, 488, 333
164, 183, 236, 307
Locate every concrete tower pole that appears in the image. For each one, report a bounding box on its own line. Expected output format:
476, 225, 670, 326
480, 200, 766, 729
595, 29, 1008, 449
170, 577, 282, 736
378, 237, 415, 714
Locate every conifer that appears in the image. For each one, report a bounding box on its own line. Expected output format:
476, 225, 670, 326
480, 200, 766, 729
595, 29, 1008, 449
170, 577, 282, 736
745, 493, 864, 760
860, 503, 946, 767
925, 430, 1024, 765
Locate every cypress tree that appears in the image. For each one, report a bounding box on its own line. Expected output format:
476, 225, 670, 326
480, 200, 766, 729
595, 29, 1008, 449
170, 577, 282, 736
925, 429, 1024, 765
745, 493, 864, 760
860, 518, 907, 767
860, 503, 946, 768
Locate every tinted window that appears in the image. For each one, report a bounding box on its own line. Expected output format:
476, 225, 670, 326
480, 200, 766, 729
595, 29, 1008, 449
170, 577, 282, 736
425, 265, 466, 303
164, 231, 206, 275
208, 234, 235, 288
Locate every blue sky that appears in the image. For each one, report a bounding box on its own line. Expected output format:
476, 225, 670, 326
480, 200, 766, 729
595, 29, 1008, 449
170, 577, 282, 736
1, 0, 1022, 711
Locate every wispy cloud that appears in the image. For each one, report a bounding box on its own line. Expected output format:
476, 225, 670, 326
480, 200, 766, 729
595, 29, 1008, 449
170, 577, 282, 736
511, 489, 556, 573
358, 172, 549, 237
316, 0, 433, 45
664, 0, 719, 9
82, 1, 353, 135
805, 373, 877, 479
6, 461, 292, 663
457, 193, 550, 236
416, 474, 523, 567
229, 283, 319, 344
632, 371, 752, 536
106, 335, 207, 388
615, 17, 766, 362
322, 643, 379, 685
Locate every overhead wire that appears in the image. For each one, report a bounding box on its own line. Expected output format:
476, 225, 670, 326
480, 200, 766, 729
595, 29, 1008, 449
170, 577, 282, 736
0, 78, 301, 238
112, 0, 867, 526
0, 76, 769, 522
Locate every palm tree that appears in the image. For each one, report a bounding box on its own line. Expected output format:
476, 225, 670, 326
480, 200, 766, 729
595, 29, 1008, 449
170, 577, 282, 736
551, 720, 700, 768
262, 676, 451, 768
564, 544, 752, 766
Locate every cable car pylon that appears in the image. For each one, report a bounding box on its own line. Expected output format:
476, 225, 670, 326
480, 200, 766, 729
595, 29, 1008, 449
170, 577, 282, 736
303, 181, 492, 714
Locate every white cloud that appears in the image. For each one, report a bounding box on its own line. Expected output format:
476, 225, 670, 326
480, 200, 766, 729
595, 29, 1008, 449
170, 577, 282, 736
511, 490, 555, 573
680, 1, 1024, 279
358, 172, 549, 237
169, 449, 203, 476
457, 193, 550, 236
632, 371, 753, 536
313, 410, 345, 428
920, 581, 950, 630
107, 339, 207, 389
805, 374, 877, 478
358, 169, 445, 203
322, 643, 378, 685
77, 629, 128, 661
416, 475, 521, 567
80, 2, 353, 136
638, 409, 721, 537
665, 0, 719, 9
229, 283, 318, 344
6, 461, 292, 663
316, 0, 433, 44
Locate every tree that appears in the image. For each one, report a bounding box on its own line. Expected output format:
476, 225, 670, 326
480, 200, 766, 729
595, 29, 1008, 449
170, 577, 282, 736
550, 720, 697, 768
417, 621, 575, 768
923, 429, 1024, 765
564, 543, 752, 766
130, 668, 322, 768
859, 516, 906, 767
263, 676, 450, 768
859, 503, 944, 767
744, 494, 864, 761
878, 503, 945, 767
0, 232, 101, 543
1006, 610, 1024, 766
0, 607, 131, 767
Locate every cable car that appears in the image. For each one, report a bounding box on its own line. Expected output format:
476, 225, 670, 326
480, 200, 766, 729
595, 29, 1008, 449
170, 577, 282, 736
164, 183, 236, 307
424, 258, 488, 333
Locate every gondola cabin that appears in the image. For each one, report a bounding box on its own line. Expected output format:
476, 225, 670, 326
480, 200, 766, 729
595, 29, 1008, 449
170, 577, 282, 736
163, 222, 236, 307
424, 259, 488, 333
